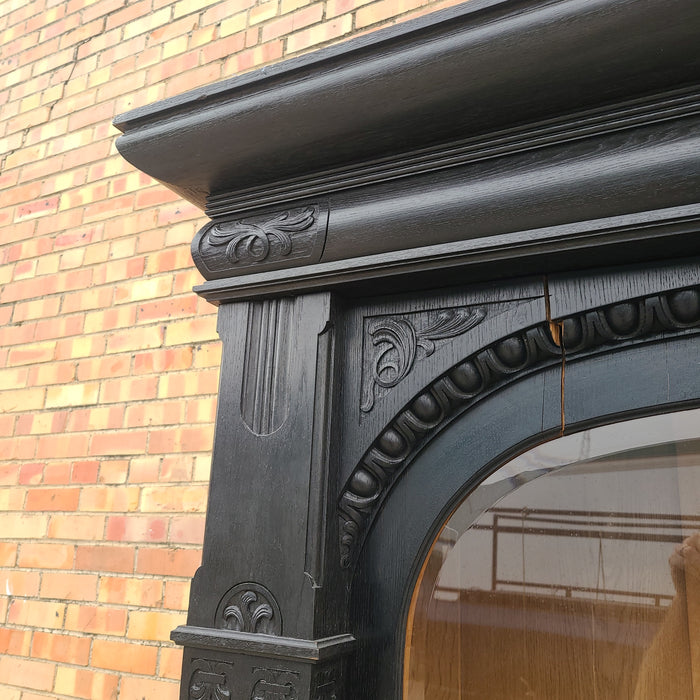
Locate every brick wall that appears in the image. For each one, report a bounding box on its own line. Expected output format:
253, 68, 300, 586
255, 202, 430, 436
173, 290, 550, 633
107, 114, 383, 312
0, 0, 464, 697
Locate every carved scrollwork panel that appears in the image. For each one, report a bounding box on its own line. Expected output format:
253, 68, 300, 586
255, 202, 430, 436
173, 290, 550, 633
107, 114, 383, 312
340, 286, 700, 568
360, 305, 487, 413
251, 668, 299, 700
215, 583, 282, 635
192, 204, 329, 279
189, 659, 233, 700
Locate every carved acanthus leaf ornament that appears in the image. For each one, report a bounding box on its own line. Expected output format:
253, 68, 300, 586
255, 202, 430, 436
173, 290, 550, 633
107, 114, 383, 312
361, 306, 486, 412
208, 208, 316, 265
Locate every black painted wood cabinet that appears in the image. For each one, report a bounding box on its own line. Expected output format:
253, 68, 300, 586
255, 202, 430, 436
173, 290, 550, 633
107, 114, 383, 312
114, 0, 700, 697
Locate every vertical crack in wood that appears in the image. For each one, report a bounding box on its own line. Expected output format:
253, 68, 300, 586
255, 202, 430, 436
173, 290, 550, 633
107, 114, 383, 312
544, 276, 566, 435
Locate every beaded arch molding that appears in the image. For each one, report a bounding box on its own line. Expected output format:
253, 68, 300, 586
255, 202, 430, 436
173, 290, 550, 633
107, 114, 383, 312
338, 285, 700, 569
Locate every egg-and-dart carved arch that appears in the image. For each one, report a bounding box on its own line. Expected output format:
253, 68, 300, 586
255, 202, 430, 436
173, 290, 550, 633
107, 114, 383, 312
338, 285, 700, 570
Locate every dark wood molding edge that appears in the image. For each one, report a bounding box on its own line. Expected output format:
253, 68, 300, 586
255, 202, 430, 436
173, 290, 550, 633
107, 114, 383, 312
171, 626, 355, 662
113, 0, 700, 210
193, 207, 700, 303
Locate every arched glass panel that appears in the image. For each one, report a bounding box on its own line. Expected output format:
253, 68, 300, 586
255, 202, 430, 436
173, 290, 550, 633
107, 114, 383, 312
405, 408, 700, 700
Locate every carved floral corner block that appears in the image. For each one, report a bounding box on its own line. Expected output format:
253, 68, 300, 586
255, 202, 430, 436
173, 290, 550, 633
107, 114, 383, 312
192, 204, 329, 279
360, 305, 487, 413
215, 582, 282, 635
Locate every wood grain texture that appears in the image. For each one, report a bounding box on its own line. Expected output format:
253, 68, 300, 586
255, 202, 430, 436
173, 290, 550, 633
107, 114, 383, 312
114, 0, 700, 209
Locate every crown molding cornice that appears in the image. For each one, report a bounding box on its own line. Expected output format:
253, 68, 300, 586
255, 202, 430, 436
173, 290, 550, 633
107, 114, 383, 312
114, 0, 700, 300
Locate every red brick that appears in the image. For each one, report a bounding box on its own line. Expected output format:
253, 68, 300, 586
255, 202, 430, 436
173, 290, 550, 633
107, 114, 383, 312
0, 628, 32, 656
71, 460, 99, 483
127, 456, 161, 483
92, 639, 158, 674
27, 360, 76, 386
141, 485, 208, 513
2, 570, 41, 597
53, 666, 119, 700
48, 514, 106, 540
120, 676, 180, 700
39, 572, 99, 602
7, 599, 65, 630
64, 603, 127, 635
160, 455, 194, 482
15, 410, 68, 436
76, 355, 131, 383
36, 433, 91, 459
148, 425, 215, 454
0, 543, 18, 567
0, 486, 25, 510
74, 545, 134, 574
31, 631, 91, 666
98, 576, 163, 607
43, 461, 73, 485
65, 405, 125, 432
157, 368, 219, 398
79, 485, 140, 512
135, 547, 201, 577
0, 435, 37, 460
98, 459, 130, 484
136, 295, 198, 323
0, 657, 56, 691
18, 543, 74, 570
0, 513, 48, 539
106, 515, 168, 543
105, 324, 164, 354
160, 646, 184, 680
25, 487, 80, 511
90, 430, 148, 456
124, 400, 184, 428
127, 609, 186, 642
34, 314, 85, 340
14, 195, 59, 220
100, 375, 158, 403
170, 515, 205, 545
186, 396, 218, 423
133, 346, 193, 374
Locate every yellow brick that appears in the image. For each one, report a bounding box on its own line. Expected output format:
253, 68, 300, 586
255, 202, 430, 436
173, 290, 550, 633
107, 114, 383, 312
0, 387, 46, 413
250, 0, 279, 24
0, 513, 48, 539
114, 276, 172, 304
45, 382, 100, 408
162, 35, 188, 59
220, 11, 247, 36
127, 610, 186, 642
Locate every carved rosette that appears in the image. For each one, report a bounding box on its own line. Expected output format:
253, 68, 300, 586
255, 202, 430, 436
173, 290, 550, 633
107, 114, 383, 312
339, 286, 700, 568
251, 668, 299, 700
361, 306, 487, 412
216, 583, 282, 635
192, 205, 329, 279
189, 659, 233, 700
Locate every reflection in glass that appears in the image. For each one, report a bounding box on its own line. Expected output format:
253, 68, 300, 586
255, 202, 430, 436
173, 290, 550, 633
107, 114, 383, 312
405, 408, 700, 700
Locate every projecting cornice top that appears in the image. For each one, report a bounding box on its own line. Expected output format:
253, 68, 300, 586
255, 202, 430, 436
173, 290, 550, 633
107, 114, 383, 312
114, 0, 700, 301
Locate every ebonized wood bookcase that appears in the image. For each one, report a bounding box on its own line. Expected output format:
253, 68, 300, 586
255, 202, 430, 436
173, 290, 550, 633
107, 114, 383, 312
114, 0, 700, 697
